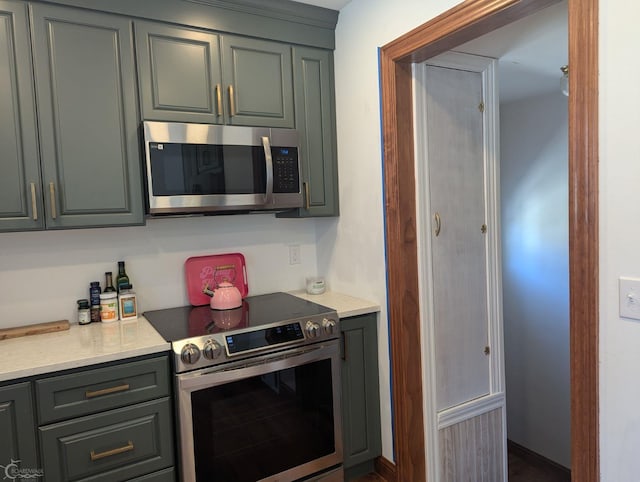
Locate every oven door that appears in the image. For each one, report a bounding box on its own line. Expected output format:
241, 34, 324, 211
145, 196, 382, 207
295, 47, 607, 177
176, 339, 343, 482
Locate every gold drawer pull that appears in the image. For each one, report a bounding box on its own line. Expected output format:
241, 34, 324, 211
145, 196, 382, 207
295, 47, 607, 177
49, 182, 57, 219
215, 83, 222, 117
304, 182, 310, 210
228, 85, 236, 117
85, 383, 130, 399
30, 182, 38, 221
90, 441, 134, 461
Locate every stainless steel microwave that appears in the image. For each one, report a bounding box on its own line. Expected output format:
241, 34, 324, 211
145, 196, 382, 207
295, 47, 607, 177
142, 121, 303, 215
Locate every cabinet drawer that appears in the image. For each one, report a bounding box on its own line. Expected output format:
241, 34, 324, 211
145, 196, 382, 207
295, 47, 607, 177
39, 398, 174, 482
129, 467, 175, 481
36, 356, 170, 424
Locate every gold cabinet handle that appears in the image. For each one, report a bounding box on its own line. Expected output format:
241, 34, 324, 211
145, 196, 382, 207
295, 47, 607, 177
85, 383, 130, 399
228, 85, 236, 117
304, 182, 310, 210
434, 212, 441, 237
30, 182, 38, 221
49, 182, 57, 219
90, 441, 134, 461
215, 83, 222, 117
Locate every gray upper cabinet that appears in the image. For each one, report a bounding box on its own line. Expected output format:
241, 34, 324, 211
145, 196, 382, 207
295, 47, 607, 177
0, 1, 43, 231
136, 23, 295, 128
136, 22, 223, 124
0, 382, 39, 472
279, 46, 339, 217
220, 35, 294, 128
29, 4, 144, 229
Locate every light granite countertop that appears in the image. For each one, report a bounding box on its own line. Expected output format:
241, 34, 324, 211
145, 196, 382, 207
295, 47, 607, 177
289, 290, 380, 318
0, 291, 378, 383
0, 316, 170, 382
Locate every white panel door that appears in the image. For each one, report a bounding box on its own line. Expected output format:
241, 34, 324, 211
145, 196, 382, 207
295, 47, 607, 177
425, 65, 490, 411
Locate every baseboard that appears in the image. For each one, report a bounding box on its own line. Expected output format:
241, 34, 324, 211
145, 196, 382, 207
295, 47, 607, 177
374, 456, 397, 482
507, 439, 571, 476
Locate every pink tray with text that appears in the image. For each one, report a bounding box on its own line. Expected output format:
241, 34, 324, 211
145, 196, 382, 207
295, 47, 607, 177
185, 253, 248, 306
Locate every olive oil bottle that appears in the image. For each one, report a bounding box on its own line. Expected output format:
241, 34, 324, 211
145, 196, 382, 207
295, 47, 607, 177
116, 261, 130, 293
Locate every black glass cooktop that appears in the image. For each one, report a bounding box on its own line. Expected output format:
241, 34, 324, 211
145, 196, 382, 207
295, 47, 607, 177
144, 292, 333, 341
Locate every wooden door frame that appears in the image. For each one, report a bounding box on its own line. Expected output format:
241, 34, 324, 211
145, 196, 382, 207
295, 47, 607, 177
378, 1, 598, 481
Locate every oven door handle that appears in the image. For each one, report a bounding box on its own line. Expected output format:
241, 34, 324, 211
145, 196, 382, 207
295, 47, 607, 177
261, 136, 274, 205
177, 340, 340, 392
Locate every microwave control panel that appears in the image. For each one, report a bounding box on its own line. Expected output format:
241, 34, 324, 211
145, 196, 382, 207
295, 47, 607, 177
272, 147, 300, 193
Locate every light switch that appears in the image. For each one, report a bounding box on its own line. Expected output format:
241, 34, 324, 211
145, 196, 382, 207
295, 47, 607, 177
619, 277, 640, 320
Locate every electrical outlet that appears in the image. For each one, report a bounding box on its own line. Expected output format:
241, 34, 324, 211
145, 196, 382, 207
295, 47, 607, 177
289, 245, 301, 265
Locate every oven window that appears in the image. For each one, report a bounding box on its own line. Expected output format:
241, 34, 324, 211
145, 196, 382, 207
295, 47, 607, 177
191, 358, 335, 482
149, 142, 266, 195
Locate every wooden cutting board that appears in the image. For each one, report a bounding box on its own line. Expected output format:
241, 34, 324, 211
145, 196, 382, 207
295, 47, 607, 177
0, 320, 70, 340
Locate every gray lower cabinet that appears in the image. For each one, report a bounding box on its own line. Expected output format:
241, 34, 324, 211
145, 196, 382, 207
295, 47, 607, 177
39, 398, 173, 482
278, 46, 339, 217
0, 0, 43, 231
34, 354, 174, 481
28, 3, 144, 229
340, 313, 382, 480
0, 382, 39, 473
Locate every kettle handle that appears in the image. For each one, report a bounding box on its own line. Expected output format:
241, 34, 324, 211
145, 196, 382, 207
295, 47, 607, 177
214, 265, 237, 284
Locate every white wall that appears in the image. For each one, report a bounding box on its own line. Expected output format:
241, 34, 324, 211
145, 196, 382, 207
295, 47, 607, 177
329, 1, 639, 480
0, 215, 318, 328
500, 92, 570, 467
599, 2, 640, 481
323, 0, 460, 462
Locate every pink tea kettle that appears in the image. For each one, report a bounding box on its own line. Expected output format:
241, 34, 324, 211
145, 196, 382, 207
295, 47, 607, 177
203, 281, 243, 310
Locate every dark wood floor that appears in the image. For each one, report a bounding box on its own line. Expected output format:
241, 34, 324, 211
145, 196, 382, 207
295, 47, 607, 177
508, 441, 571, 482
351, 474, 385, 482
350, 443, 570, 482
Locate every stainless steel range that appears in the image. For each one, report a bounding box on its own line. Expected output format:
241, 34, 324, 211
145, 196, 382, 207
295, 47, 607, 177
144, 292, 344, 482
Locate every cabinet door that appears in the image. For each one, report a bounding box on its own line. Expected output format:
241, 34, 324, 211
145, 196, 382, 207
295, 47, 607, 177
30, 4, 144, 229
425, 65, 491, 411
136, 21, 223, 124
220, 35, 294, 127
39, 398, 174, 482
0, 383, 39, 472
280, 46, 338, 217
340, 313, 382, 470
0, 1, 43, 231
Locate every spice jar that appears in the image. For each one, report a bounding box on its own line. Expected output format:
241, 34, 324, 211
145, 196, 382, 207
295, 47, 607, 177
99, 292, 118, 322
77, 299, 91, 325
89, 281, 102, 322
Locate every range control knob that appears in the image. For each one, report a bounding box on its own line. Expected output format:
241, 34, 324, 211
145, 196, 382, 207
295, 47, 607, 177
322, 318, 337, 335
305, 320, 320, 338
180, 343, 201, 364
203, 339, 222, 360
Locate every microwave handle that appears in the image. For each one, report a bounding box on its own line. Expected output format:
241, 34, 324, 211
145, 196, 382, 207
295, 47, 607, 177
261, 136, 274, 205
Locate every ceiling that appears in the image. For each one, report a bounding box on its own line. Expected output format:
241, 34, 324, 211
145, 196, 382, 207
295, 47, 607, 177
296, 0, 567, 103
456, 0, 568, 102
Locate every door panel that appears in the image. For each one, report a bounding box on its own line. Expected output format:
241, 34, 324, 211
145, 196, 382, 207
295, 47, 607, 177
221, 35, 294, 128
425, 65, 490, 411
30, 4, 144, 228
0, 1, 43, 231
136, 21, 222, 123
439, 408, 504, 481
